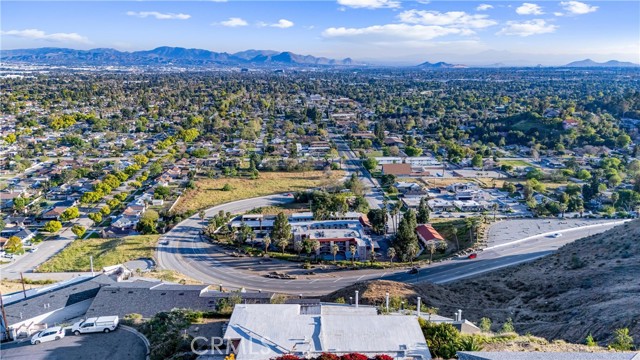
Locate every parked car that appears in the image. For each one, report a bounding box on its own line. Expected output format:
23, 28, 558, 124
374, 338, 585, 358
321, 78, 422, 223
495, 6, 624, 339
551, 233, 562, 238
468, 253, 478, 259
28, 247, 38, 253
408, 267, 419, 274
71, 316, 119, 335
31, 326, 65, 345
2, 253, 15, 259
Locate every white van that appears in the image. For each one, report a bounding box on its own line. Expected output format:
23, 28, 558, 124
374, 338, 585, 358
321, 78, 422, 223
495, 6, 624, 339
71, 316, 119, 335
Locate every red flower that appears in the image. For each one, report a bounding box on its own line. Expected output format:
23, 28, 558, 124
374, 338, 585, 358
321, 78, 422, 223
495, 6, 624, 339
340, 353, 369, 360
373, 355, 393, 360
318, 353, 340, 360
272, 355, 302, 360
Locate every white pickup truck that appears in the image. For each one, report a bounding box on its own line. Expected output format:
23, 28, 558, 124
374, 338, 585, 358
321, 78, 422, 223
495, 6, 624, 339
71, 316, 119, 335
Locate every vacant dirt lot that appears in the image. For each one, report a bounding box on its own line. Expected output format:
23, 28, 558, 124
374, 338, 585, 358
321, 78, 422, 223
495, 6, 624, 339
174, 170, 343, 213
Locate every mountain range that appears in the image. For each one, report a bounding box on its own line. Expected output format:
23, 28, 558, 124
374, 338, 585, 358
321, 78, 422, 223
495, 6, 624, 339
0, 47, 356, 67
563, 58, 640, 68
2, 47, 639, 68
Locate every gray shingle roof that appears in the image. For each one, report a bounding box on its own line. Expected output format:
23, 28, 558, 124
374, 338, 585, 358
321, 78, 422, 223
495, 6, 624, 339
86, 282, 274, 318
4, 274, 115, 326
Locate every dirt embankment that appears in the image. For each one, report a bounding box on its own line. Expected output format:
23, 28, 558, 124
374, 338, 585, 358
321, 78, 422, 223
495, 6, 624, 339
325, 220, 640, 345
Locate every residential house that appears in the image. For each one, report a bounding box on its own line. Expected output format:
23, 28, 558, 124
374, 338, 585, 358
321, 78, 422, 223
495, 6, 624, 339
223, 303, 431, 360
415, 224, 446, 247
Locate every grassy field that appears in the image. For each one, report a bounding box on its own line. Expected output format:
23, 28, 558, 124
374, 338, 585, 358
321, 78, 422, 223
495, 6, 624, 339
37, 235, 160, 272
499, 159, 534, 167
173, 170, 344, 213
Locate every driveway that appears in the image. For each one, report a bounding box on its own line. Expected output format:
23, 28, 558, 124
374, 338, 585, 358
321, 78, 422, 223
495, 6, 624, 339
0, 327, 147, 360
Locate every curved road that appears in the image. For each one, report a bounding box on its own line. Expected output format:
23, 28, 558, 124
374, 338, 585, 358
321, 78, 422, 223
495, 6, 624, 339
156, 194, 628, 296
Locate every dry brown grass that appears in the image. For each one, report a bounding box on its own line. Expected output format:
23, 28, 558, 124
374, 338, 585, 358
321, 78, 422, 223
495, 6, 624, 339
0, 279, 45, 294
174, 170, 344, 213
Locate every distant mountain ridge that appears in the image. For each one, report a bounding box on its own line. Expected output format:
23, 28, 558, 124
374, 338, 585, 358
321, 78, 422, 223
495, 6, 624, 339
0, 47, 358, 67
417, 61, 468, 69
563, 58, 639, 68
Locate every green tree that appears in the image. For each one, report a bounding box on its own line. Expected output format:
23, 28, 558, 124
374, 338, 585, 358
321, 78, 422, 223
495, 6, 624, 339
471, 154, 483, 168
417, 197, 430, 224
137, 209, 159, 234
367, 208, 388, 235
100, 205, 111, 216
221, 183, 233, 191
88, 212, 103, 225
5, 236, 24, 254
71, 225, 86, 239
271, 212, 291, 254
363, 157, 378, 171
43, 220, 62, 233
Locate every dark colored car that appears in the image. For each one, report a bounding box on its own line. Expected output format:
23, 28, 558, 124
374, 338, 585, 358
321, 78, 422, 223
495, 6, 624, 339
408, 267, 419, 274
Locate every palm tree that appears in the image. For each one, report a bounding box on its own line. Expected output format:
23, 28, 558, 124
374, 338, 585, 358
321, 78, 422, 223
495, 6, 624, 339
407, 242, 419, 266
263, 235, 271, 253
492, 203, 499, 221
559, 203, 567, 218
312, 240, 321, 261
451, 227, 460, 251
277, 238, 289, 254
294, 241, 303, 258
387, 247, 396, 263
428, 242, 437, 264
349, 244, 357, 264
331, 244, 339, 262
390, 204, 399, 235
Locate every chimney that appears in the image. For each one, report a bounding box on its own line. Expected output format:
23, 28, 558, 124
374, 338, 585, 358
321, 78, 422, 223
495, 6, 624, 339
355, 290, 359, 308
417, 297, 421, 318
458, 309, 463, 322
385, 292, 390, 313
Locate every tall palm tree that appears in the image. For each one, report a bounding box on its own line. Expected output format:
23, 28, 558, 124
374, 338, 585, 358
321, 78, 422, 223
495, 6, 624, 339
294, 241, 303, 258
331, 244, 339, 262
387, 247, 396, 263
451, 227, 459, 251
263, 235, 271, 253
349, 244, 357, 264
312, 240, 321, 261
428, 242, 437, 264
407, 242, 419, 266
390, 203, 400, 235
492, 203, 499, 221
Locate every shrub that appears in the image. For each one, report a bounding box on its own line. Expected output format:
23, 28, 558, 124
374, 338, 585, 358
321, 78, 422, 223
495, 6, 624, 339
585, 334, 597, 347
373, 355, 393, 360
318, 353, 340, 360
500, 317, 515, 334
272, 355, 301, 360
222, 183, 234, 191
479, 317, 492, 332
609, 328, 634, 351
340, 353, 368, 360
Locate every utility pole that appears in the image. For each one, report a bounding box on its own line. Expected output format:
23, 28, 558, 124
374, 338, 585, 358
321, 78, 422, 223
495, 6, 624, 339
90, 255, 95, 276
19, 273, 27, 299
0, 291, 11, 341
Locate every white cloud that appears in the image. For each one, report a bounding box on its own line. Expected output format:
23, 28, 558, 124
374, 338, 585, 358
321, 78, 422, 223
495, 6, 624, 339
210, 0, 228, 2
476, 4, 493, 11
397, 10, 497, 28
560, 1, 598, 15
1, 28, 90, 43
271, 19, 295, 28
322, 24, 473, 42
554, 12, 564, 16
219, 17, 248, 27
126, 11, 190, 20
336, 0, 401, 9
516, 3, 544, 15
497, 19, 557, 36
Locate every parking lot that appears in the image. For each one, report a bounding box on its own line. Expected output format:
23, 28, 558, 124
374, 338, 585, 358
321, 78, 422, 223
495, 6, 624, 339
1, 327, 147, 360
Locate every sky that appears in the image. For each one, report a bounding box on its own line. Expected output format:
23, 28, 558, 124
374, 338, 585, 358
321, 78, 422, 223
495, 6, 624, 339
1, 0, 639, 65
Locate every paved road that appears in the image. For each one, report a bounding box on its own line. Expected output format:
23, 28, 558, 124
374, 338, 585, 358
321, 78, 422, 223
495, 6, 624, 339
1, 327, 146, 360
156, 191, 628, 295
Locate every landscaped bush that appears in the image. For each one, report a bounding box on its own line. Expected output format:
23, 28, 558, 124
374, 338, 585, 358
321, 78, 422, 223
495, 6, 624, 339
271, 353, 393, 360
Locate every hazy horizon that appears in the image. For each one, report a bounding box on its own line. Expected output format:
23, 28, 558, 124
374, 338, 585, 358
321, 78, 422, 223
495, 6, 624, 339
2, 1, 639, 66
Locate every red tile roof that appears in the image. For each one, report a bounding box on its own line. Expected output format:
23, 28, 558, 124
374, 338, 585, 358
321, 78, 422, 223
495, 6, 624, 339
416, 224, 445, 245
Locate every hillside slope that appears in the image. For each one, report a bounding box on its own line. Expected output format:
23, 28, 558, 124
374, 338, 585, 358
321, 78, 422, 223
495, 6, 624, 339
325, 220, 640, 344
